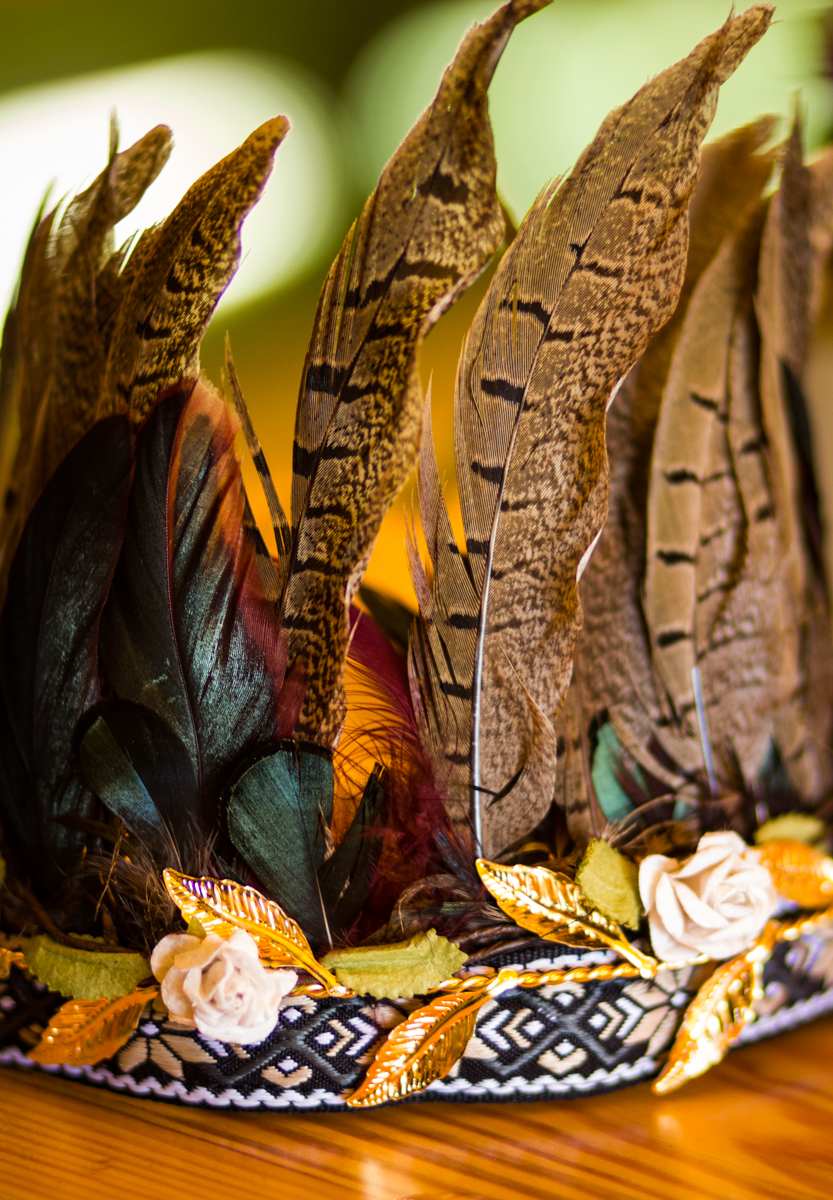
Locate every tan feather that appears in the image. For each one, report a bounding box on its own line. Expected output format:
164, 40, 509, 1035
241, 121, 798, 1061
100, 117, 287, 428
413, 6, 772, 855
633, 117, 776, 466
757, 120, 833, 798
567, 123, 777, 800
281, 0, 546, 744
645, 222, 761, 732
224, 338, 288, 603
699, 288, 787, 782
756, 120, 810, 617
553, 674, 604, 845
0, 124, 172, 593
807, 145, 833, 330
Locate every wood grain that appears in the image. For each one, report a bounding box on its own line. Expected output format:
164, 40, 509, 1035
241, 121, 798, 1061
2, 1016, 832, 1200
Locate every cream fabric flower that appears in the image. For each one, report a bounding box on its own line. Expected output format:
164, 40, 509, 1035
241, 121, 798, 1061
150, 929, 297, 1045
639, 831, 778, 962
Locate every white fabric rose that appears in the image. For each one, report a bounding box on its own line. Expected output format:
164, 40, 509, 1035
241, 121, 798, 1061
639, 831, 778, 962
150, 929, 297, 1045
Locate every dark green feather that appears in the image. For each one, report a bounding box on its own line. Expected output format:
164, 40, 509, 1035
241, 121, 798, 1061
225, 740, 334, 945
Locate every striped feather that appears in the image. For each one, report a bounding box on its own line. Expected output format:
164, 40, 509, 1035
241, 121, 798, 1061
0, 124, 171, 599
413, 5, 773, 856
281, 0, 547, 744
757, 121, 833, 799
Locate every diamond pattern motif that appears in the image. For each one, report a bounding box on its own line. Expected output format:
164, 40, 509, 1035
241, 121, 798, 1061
1, 930, 832, 1109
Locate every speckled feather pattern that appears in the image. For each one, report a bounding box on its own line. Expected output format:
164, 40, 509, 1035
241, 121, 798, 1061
412, 5, 773, 855
282, 0, 549, 743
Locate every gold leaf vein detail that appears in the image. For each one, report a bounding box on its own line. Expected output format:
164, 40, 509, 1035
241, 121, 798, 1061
28, 987, 159, 1067
476, 859, 658, 976
652, 922, 778, 1094
346, 970, 519, 1107
758, 840, 833, 908
163, 869, 339, 991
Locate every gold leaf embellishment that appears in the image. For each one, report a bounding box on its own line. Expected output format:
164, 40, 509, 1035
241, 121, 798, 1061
757, 840, 833, 908
28, 986, 159, 1067
477, 859, 658, 976
0, 948, 26, 978
652, 922, 778, 1094
777, 904, 833, 942
346, 970, 517, 1107
163, 869, 339, 991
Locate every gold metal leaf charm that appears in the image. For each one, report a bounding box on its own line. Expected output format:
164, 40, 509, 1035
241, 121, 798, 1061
346, 972, 513, 1108
757, 840, 833, 908
28, 986, 159, 1067
0, 948, 26, 978
163, 869, 339, 991
652, 922, 778, 1094
477, 859, 658, 977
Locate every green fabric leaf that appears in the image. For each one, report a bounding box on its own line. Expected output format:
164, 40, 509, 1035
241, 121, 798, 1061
591, 724, 639, 823
754, 812, 826, 845
23, 935, 151, 1000
321, 929, 468, 999
576, 838, 643, 930
225, 740, 334, 946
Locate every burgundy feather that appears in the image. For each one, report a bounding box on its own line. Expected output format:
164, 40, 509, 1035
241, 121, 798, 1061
345, 607, 469, 936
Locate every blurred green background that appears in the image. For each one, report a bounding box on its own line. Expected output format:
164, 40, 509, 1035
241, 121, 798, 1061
1, 0, 832, 602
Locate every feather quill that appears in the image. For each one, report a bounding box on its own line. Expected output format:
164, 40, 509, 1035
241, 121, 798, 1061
412, 6, 773, 856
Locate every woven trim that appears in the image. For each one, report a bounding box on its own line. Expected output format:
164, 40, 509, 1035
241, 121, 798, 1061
737, 983, 833, 1044
2, 928, 831, 1109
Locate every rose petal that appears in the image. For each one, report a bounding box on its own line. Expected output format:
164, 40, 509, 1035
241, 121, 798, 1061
645, 916, 696, 963
172, 932, 227, 971
699, 831, 748, 856
639, 855, 677, 910
671, 879, 729, 929
674, 843, 734, 880
160, 968, 196, 1019
150, 933, 202, 981
642, 830, 779, 962
224, 929, 262, 963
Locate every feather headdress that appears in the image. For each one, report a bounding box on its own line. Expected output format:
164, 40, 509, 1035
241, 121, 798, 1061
3, 0, 833, 1109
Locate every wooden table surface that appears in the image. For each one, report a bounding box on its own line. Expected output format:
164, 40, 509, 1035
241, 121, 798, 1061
2, 1015, 831, 1200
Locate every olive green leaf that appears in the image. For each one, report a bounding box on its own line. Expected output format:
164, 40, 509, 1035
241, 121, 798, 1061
321, 929, 467, 999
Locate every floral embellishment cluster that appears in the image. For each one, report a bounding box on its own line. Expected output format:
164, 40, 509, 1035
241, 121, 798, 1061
639, 831, 779, 962
150, 929, 298, 1045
